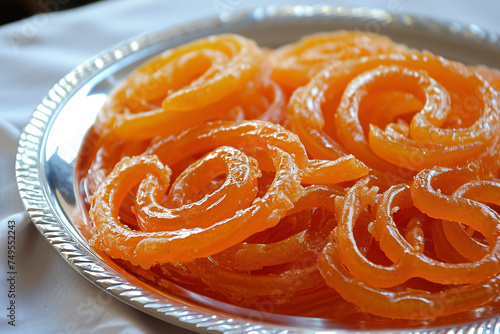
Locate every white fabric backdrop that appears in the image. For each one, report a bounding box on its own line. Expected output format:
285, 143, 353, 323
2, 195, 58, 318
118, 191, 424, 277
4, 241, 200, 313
0, 0, 499, 333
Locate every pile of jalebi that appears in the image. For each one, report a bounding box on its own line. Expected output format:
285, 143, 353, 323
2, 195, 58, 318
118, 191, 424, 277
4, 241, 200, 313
76, 31, 500, 323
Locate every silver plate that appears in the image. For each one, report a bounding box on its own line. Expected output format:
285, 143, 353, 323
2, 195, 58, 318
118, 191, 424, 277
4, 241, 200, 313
15, 5, 500, 334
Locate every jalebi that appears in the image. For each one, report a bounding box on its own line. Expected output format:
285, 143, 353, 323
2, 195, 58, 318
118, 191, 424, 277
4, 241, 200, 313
76, 30, 500, 325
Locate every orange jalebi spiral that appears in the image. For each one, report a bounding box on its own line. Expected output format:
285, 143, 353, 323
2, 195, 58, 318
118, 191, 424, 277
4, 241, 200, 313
410, 166, 500, 271
319, 168, 500, 319
99, 34, 269, 139
77, 30, 500, 324
89, 147, 298, 268
288, 51, 500, 174
89, 146, 302, 268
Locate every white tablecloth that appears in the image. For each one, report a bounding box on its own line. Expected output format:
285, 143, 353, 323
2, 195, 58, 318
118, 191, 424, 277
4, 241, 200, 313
0, 0, 499, 333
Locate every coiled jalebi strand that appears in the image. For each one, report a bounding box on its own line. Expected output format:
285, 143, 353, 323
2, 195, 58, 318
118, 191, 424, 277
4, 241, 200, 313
99, 34, 267, 139
288, 52, 500, 174
319, 169, 500, 319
